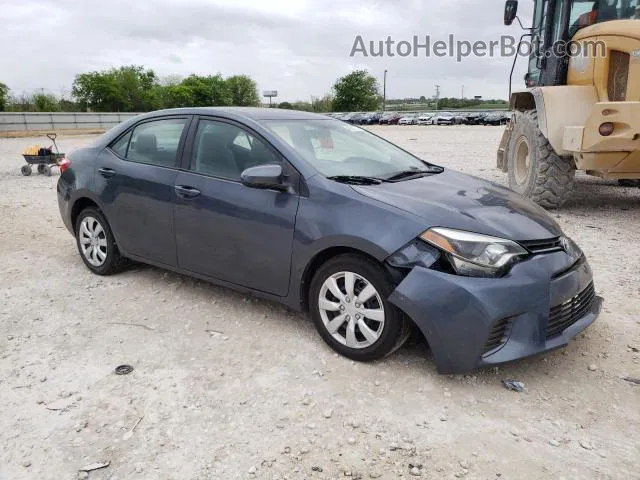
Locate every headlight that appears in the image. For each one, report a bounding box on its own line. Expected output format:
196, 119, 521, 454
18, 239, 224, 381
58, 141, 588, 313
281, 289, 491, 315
420, 227, 528, 278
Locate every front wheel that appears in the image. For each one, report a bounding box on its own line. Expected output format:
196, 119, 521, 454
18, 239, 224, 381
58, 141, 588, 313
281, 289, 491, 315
309, 254, 411, 362
507, 110, 575, 209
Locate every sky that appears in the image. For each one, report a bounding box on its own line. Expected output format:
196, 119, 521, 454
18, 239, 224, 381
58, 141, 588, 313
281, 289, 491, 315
0, 0, 534, 102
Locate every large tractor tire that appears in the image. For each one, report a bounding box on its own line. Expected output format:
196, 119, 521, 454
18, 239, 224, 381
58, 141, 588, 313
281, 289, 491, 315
507, 110, 575, 209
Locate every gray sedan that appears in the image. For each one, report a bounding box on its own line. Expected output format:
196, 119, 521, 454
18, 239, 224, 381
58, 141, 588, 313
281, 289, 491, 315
56, 108, 601, 373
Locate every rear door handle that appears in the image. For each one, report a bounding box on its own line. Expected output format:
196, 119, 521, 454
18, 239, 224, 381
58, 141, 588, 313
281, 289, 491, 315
98, 167, 116, 178
174, 185, 201, 199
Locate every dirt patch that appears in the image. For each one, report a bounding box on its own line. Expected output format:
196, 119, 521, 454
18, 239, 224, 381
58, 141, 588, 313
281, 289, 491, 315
1, 126, 638, 479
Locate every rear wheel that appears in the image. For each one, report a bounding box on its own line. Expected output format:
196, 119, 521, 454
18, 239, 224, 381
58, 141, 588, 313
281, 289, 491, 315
309, 254, 411, 361
21, 165, 32, 176
75, 208, 127, 275
507, 110, 575, 209
37, 164, 46, 174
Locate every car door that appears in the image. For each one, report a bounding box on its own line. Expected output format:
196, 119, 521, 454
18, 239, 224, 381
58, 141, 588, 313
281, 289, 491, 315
95, 116, 190, 267
173, 117, 300, 296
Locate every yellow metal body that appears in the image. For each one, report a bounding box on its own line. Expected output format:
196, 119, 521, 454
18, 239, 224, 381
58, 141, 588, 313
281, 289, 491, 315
504, 20, 640, 179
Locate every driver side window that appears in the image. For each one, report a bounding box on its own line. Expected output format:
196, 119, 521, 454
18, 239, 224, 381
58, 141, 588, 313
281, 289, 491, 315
190, 119, 280, 181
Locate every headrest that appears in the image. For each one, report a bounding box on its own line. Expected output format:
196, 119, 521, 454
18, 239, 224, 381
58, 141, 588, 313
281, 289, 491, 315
136, 133, 157, 154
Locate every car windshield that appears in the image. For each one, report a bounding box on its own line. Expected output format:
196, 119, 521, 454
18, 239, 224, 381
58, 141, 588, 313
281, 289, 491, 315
264, 119, 437, 179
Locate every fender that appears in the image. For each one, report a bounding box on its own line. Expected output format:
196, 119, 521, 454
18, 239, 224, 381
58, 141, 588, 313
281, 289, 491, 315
509, 86, 599, 156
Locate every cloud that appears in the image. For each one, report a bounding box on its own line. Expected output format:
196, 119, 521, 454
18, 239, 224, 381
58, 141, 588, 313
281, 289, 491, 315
0, 0, 533, 102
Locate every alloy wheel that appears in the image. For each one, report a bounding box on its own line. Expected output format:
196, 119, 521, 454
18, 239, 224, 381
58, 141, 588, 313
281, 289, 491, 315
318, 271, 385, 349
79, 216, 108, 267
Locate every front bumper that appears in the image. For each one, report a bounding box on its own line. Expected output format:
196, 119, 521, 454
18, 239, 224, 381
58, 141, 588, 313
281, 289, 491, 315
389, 252, 602, 374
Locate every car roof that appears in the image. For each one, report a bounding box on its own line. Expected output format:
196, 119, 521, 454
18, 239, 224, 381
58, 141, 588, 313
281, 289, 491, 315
138, 107, 327, 121
95, 107, 333, 150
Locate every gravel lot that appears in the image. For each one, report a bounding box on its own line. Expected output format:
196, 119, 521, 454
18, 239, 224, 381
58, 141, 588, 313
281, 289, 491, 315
1, 126, 638, 480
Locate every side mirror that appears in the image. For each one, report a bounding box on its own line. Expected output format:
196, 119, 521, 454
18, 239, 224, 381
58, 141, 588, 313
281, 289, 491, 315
504, 0, 519, 26
240, 164, 286, 191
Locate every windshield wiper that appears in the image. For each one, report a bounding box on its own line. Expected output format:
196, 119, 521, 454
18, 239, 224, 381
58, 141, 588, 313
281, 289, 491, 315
385, 166, 444, 181
327, 175, 387, 185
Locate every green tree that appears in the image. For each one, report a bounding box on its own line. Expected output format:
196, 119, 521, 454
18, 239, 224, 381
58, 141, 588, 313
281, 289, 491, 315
332, 70, 381, 112
72, 65, 159, 112
157, 84, 195, 108
278, 101, 293, 109
33, 93, 60, 112
290, 101, 313, 112
311, 94, 333, 113
179, 74, 232, 107
0, 82, 8, 111
225, 75, 260, 106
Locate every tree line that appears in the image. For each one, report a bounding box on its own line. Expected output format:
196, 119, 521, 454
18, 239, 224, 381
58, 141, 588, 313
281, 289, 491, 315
1, 67, 505, 114
0, 66, 261, 113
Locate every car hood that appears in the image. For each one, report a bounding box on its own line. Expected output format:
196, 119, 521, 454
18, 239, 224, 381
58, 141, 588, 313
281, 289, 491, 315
352, 170, 562, 241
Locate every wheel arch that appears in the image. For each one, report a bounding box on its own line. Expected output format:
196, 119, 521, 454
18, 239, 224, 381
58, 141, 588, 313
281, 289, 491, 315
299, 246, 388, 312
510, 86, 599, 157
70, 195, 102, 234
509, 89, 549, 140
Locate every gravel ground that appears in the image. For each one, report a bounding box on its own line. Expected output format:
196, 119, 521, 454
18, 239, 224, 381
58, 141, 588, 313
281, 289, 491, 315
1, 126, 638, 480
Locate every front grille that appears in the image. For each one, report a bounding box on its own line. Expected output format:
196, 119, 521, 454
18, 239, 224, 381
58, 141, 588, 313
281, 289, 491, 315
608, 51, 629, 102
546, 282, 595, 339
483, 317, 512, 354
519, 237, 563, 254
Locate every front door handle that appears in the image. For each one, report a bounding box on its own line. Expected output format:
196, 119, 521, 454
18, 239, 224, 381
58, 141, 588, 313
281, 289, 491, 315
98, 167, 116, 178
174, 185, 201, 199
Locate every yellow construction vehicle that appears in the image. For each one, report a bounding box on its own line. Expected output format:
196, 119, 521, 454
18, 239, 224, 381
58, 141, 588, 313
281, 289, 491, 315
498, 0, 640, 207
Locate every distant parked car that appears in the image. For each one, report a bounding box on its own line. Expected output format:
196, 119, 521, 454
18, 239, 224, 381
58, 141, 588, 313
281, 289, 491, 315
379, 113, 402, 125
466, 112, 488, 125
348, 113, 370, 125
483, 112, 509, 126
339, 112, 357, 123
361, 113, 383, 125
433, 112, 455, 125
398, 115, 417, 125
416, 114, 434, 125
453, 114, 468, 125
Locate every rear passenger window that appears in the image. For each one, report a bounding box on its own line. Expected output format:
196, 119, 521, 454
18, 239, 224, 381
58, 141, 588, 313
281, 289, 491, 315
114, 118, 187, 167
111, 130, 132, 157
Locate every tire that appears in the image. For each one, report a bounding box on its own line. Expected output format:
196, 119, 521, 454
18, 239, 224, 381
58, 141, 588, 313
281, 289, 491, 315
21, 165, 32, 176
507, 110, 575, 209
618, 179, 640, 187
75, 207, 127, 275
43, 166, 52, 176
37, 164, 46, 174
309, 254, 411, 362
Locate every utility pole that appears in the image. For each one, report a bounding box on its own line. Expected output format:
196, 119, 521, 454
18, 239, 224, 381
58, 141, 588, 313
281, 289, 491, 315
434, 84, 440, 111
461, 85, 465, 99
383, 69, 388, 112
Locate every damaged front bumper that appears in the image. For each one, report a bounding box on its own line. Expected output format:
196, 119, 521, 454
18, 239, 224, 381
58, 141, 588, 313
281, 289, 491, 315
388, 250, 602, 374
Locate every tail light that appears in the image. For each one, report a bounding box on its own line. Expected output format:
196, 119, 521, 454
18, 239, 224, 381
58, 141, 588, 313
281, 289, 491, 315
58, 156, 72, 174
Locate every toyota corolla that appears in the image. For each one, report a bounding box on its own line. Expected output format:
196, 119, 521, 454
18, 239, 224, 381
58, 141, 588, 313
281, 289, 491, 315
57, 108, 602, 374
